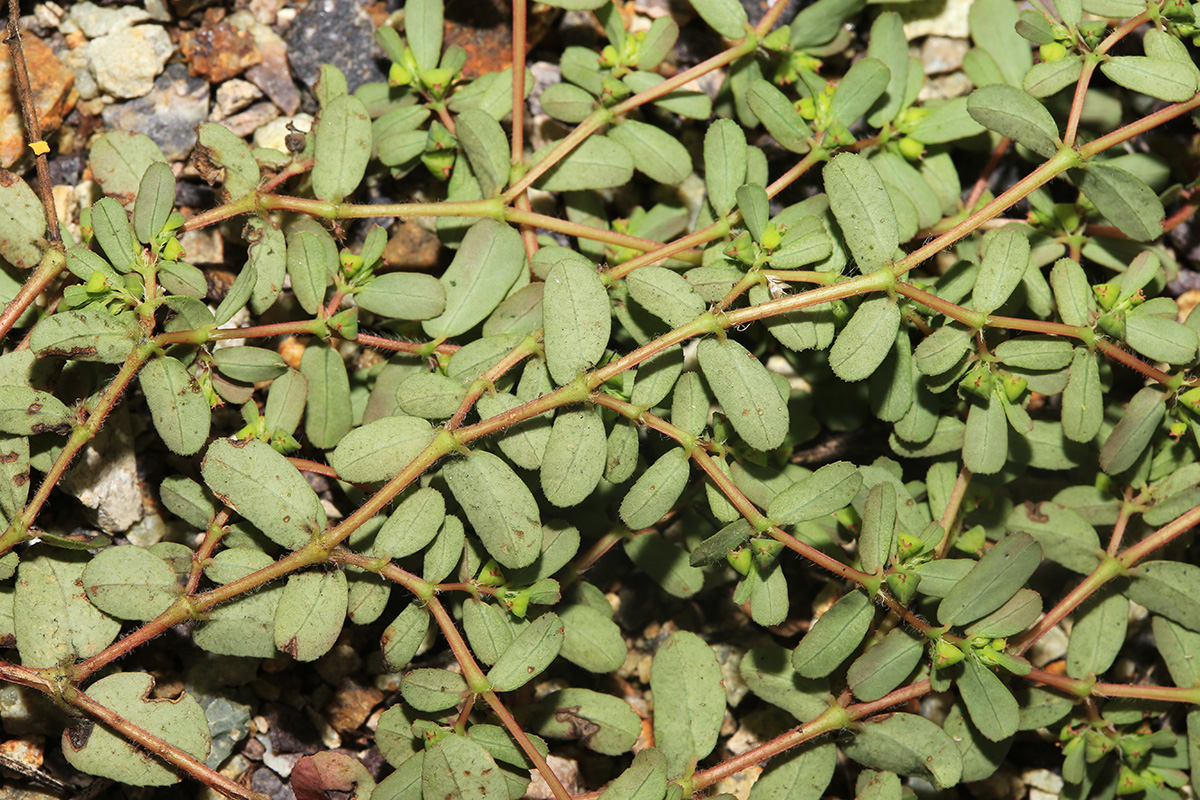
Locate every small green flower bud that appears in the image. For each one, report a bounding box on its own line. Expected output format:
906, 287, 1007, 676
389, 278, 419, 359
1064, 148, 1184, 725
727, 547, 753, 575
898, 136, 925, 161
1039, 42, 1068, 61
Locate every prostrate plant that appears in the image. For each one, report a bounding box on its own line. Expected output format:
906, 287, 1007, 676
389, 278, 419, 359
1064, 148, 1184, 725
2, 0, 1200, 798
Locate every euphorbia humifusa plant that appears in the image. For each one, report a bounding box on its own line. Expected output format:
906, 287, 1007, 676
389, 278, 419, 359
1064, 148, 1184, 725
2, 0, 1200, 798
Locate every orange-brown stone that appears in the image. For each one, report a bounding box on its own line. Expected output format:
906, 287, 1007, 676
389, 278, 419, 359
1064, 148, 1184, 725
180, 20, 262, 83
0, 32, 77, 168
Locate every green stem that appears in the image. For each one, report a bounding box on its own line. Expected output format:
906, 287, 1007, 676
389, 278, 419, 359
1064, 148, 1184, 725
503, 207, 700, 259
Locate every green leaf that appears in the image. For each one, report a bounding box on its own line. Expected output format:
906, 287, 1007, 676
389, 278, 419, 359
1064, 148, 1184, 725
1050, 258, 1092, 327
401, 668, 467, 712
740, 644, 831, 722
132, 161, 175, 245
626, 533, 704, 598
0, 434, 28, 521
1100, 386, 1165, 475
792, 590, 873, 679
139, 356, 210, 456
630, 346, 684, 408
381, 603, 431, 671
201, 438, 326, 551
531, 688, 641, 754
830, 297, 902, 382
859, 481, 897, 573
286, 229, 332, 315
767, 461, 862, 526
373, 751, 424, 799
329, 415, 432, 484
1125, 561, 1200, 632
824, 153, 898, 272
973, 227, 1031, 314
541, 409, 606, 507
477, 391, 551, 470
620, 447, 691, 530
540, 82, 597, 122
484, 283, 543, 337
856, 771, 902, 800
195, 123, 260, 198
355, 273, 446, 321
1101, 56, 1198, 103
748, 742, 836, 800
736, 184, 769, 243
243, 218, 287, 314
994, 337, 1073, 370
690, 520, 753, 567
1072, 163, 1164, 241
627, 266, 706, 329
374, 487, 446, 560
697, 338, 788, 450
558, 603, 627, 673
422, 733, 508, 800
194, 551, 282, 657
864, 12, 908, 127
457, 109, 511, 197
964, 589, 1042, 638
1125, 308, 1198, 364
91, 197, 140, 274
82, 545, 180, 622
274, 569, 347, 662
543, 259, 611, 385
311, 95, 372, 202
963, 395, 1008, 476
464, 598, 523, 665
841, 712, 963, 789
1007, 502, 1100, 574
1060, 348, 1102, 443
598, 748, 667, 800
88, 132, 167, 202
789, 0, 865, 50
1066, 587, 1127, 679
396, 372, 466, 420
1152, 616, 1200, 688
300, 341, 352, 449
0, 385, 71, 436
444, 450, 543, 569
212, 262, 257, 327
966, 85, 1059, 158
914, 323, 972, 377
63, 672, 209, 786
405, 0, 444, 71
704, 119, 747, 216
1024, 56, 1085, 98
535, 135, 633, 191
907, 97, 987, 144
211, 347, 287, 384
748, 561, 789, 626
968, 0, 1031, 87
832, 58, 891, 127
15, 548, 120, 668
610, 121, 692, 185
488, 612, 564, 691
424, 515, 465, 583
871, 152, 941, 230
938, 532, 1043, 626
847, 629, 924, 702
746, 80, 811, 153
956, 658, 1018, 743
264, 368, 307, 437
651, 630, 725, 777
424, 220, 525, 338
688, 0, 746, 38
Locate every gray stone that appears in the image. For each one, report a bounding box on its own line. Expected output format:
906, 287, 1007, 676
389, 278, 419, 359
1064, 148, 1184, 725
59, 404, 142, 533
63, 0, 150, 38
220, 101, 280, 138
229, 10, 301, 115
283, 0, 385, 94
921, 35, 969, 75
101, 64, 209, 160
87, 24, 174, 99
